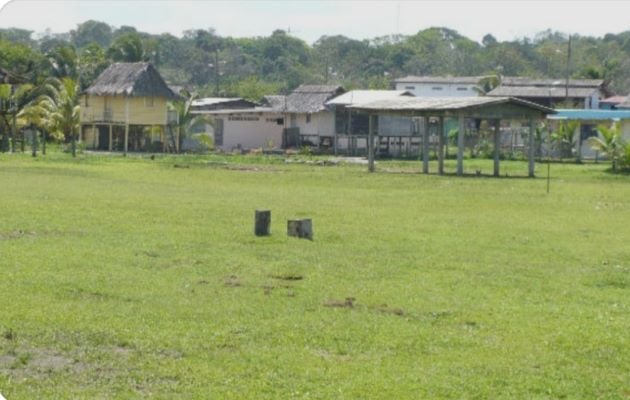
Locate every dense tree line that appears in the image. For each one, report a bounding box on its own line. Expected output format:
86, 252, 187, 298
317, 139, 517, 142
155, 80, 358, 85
3, 21, 630, 101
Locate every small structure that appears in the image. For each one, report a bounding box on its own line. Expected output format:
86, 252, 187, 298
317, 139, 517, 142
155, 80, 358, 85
488, 77, 608, 109
254, 210, 271, 236
80, 62, 179, 154
283, 85, 345, 148
190, 97, 259, 112
349, 96, 554, 177
392, 76, 483, 98
190, 99, 285, 151
287, 219, 313, 240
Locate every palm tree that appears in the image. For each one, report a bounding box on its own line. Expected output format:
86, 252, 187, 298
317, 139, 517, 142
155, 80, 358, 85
474, 73, 502, 96
550, 120, 579, 159
1, 83, 35, 152
169, 90, 212, 151
588, 123, 622, 171
36, 77, 81, 157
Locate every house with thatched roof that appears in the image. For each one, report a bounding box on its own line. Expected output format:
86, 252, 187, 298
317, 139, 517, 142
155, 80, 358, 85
282, 85, 344, 147
80, 62, 179, 153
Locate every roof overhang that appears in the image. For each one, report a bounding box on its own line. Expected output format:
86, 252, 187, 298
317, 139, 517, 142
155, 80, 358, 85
347, 96, 554, 119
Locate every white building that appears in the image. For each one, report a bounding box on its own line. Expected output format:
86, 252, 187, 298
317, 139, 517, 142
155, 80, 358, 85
392, 76, 483, 98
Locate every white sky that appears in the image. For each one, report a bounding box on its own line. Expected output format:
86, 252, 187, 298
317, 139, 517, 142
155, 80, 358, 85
1, 0, 629, 44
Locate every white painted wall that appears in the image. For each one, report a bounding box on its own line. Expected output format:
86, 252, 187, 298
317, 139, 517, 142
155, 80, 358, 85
394, 82, 479, 97
215, 112, 284, 150
290, 111, 335, 137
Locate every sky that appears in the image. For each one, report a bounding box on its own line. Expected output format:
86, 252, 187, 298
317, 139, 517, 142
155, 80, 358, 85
1, 0, 630, 44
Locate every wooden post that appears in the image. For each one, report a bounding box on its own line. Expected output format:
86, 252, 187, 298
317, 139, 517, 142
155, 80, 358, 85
287, 219, 313, 240
457, 115, 465, 176
438, 116, 444, 175
92, 124, 97, 149
108, 124, 113, 151
175, 125, 180, 153
31, 127, 37, 157
528, 118, 535, 177
254, 210, 271, 236
368, 114, 375, 172
124, 97, 129, 156
422, 116, 429, 174
576, 121, 582, 162
42, 130, 46, 155
493, 119, 500, 177
10, 111, 16, 153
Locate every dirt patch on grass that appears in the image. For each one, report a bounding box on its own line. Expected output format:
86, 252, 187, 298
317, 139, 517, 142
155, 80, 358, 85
374, 304, 405, 316
0, 347, 84, 379
270, 273, 304, 281
324, 297, 356, 308
224, 275, 242, 287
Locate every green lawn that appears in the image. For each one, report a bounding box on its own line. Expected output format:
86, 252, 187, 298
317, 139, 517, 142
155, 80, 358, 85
1, 152, 628, 399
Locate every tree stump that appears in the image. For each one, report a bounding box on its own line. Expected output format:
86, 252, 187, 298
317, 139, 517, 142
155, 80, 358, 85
254, 210, 271, 236
287, 219, 313, 240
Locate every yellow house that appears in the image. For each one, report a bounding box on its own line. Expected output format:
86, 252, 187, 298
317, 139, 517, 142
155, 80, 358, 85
80, 62, 179, 153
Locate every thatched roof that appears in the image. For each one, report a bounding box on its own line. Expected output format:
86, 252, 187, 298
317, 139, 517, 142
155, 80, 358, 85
85, 62, 178, 99
261, 95, 286, 111
284, 85, 345, 113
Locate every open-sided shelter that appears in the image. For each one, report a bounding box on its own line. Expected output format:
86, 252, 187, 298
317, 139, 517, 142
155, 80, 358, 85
349, 96, 554, 177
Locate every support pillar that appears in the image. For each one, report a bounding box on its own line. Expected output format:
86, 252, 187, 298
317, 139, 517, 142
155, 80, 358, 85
528, 118, 535, 177
108, 125, 113, 152
493, 119, 501, 177
422, 116, 429, 174
457, 115, 465, 176
92, 124, 97, 149
368, 114, 375, 172
124, 124, 129, 156
438, 116, 445, 175
576, 121, 582, 162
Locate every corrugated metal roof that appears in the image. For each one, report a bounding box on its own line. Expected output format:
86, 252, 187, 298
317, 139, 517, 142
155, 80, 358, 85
487, 86, 598, 98
190, 107, 278, 115
500, 77, 603, 88
393, 75, 482, 84
347, 96, 553, 113
326, 90, 413, 106
191, 98, 246, 106
547, 109, 630, 120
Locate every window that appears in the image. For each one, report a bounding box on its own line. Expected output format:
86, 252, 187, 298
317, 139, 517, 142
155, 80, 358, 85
277, 118, 284, 125
306, 114, 311, 123
84, 95, 89, 107
431, 86, 443, 91
145, 96, 154, 107
405, 86, 416, 90
456, 87, 468, 91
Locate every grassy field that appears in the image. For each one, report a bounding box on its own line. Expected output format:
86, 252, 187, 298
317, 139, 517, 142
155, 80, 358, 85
0, 151, 629, 399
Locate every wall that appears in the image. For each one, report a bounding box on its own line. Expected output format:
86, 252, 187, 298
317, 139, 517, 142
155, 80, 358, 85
289, 111, 336, 138
81, 94, 168, 126
394, 82, 479, 97
215, 112, 284, 150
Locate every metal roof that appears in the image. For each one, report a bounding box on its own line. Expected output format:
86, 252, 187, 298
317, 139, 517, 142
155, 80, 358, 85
547, 109, 630, 121
393, 75, 482, 84
190, 107, 278, 115
347, 96, 554, 114
500, 77, 603, 88
191, 97, 248, 107
487, 86, 598, 98
326, 90, 413, 106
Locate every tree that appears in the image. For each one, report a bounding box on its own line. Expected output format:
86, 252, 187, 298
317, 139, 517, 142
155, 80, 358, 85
36, 77, 81, 156
107, 33, 146, 62
589, 123, 623, 170
169, 90, 212, 149
0, 83, 35, 151
550, 120, 579, 158
71, 20, 113, 49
